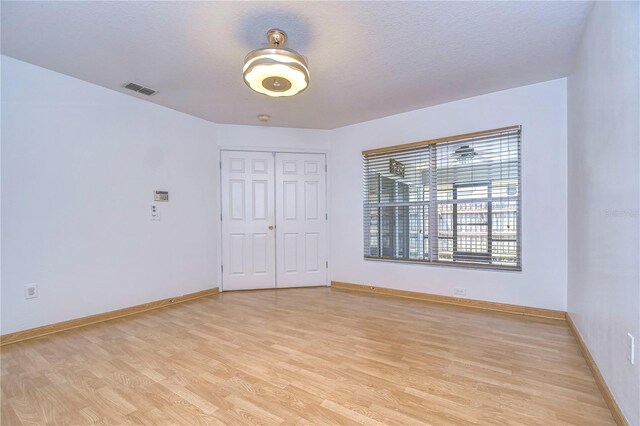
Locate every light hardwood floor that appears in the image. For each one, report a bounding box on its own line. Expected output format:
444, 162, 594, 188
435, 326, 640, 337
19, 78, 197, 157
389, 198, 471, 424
1, 288, 614, 425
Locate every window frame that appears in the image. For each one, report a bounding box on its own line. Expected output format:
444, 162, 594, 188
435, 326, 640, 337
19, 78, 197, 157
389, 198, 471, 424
362, 126, 522, 272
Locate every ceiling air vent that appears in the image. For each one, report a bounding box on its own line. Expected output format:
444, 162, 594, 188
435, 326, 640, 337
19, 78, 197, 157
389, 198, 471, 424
123, 82, 157, 96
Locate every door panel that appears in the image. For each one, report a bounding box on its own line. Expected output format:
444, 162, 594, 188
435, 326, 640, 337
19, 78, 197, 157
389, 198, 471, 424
221, 151, 276, 290
275, 153, 327, 287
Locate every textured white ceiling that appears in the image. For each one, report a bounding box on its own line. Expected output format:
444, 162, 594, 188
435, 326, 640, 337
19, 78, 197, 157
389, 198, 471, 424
1, 1, 592, 129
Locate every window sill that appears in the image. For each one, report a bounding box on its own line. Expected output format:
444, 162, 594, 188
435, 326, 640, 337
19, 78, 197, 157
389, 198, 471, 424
364, 255, 522, 272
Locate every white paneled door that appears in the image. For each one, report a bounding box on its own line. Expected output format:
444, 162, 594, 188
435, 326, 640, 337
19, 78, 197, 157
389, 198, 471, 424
275, 153, 327, 288
221, 151, 327, 291
221, 151, 276, 290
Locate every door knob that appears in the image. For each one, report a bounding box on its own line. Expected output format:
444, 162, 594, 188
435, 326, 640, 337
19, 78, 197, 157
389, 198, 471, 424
268, 225, 274, 230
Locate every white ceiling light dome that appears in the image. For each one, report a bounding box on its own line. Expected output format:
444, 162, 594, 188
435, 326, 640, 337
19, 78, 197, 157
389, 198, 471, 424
243, 29, 309, 97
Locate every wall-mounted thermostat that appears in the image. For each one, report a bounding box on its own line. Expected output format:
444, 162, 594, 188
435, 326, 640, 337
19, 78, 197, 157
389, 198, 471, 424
154, 191, 169, 202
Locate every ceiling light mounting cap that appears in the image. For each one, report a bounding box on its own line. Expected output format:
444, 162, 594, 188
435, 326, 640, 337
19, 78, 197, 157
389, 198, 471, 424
267, 29, 287, 47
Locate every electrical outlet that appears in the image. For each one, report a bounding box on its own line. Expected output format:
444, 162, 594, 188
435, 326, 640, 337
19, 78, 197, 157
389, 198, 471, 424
24, 284, 38, 299
628, 333, 635, 365
454, 287, 466, 297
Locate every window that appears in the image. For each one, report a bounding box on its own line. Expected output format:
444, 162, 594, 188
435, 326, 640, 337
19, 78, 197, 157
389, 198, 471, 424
363, 126, 521, 270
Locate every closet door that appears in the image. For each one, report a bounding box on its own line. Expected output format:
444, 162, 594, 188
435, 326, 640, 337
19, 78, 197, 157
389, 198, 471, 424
221, 151, 276, 290
275, 153, 327, 287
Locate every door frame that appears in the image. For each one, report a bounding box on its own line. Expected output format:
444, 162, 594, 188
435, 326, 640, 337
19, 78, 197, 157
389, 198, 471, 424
218, 148, 330, 292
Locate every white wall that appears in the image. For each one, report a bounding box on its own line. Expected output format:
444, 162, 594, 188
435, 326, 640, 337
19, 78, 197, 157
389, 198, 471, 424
217, 124, 329, 152
0, 57, 570, 333
1, 56, 219, 334
567, 2, 640, 423
329, 79, 568, 311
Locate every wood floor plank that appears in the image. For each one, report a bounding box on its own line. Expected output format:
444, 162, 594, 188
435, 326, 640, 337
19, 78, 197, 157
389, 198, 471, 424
0, 287, 615, 425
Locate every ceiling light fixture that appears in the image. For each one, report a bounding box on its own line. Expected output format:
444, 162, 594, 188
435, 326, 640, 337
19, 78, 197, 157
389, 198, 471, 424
243, 29, 309, 97
257, 114, 271, 122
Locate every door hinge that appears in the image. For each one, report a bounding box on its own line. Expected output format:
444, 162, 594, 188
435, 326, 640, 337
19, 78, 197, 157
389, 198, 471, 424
221, 265, 223, 273
326, 261, 329, 268
220, 212, 223, 221
219, 161, 222, 169
325, 164, 327, 172
326, 213, 328, 220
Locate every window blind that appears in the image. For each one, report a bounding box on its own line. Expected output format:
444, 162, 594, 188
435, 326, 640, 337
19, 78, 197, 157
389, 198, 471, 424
363, 126, 521, 270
